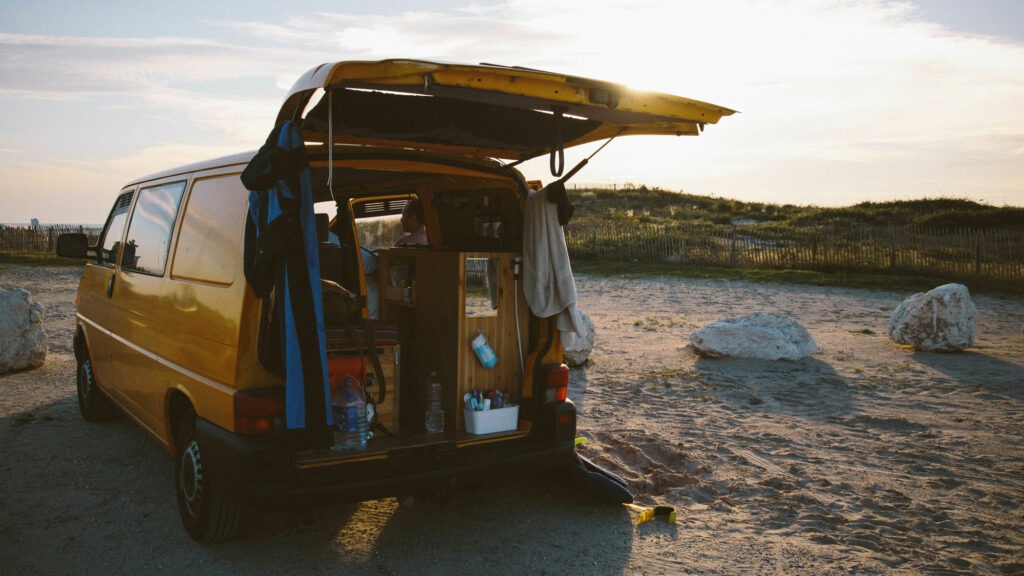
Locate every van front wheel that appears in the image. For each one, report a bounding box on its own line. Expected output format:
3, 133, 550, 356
76, 354, 115, 422
175, 412, 239, 543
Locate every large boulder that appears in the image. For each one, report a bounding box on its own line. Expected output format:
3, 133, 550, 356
889, 283, 976, 351
690, 312, 817, 360
564, 309, 596, 366
0, 288, 47, 373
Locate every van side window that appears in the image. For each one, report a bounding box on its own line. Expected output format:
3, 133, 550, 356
121, 181, 186, 275
98, 192, 134, 266
171, 175, 249, 286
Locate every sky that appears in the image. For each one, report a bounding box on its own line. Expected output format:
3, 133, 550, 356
1, 0, 1022, 224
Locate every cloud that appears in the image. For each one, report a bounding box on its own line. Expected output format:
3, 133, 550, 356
0, 31, 322, 107
215, 9, 561, 64
1, 0, 1022, 224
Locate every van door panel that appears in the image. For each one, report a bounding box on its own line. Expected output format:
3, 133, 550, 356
161, 174, 251, 432
78, 191, 134, 406
111, 270, 172, 432
106, 181, 187, 435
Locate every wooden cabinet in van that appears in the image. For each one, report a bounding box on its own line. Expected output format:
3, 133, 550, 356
378, 249, 529, 434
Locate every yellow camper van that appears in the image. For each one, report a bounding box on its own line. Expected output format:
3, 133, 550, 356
58, 59, 734, 542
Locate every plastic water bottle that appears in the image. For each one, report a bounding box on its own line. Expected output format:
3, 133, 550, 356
332, 377, 368, 451
425, 371, 445, 433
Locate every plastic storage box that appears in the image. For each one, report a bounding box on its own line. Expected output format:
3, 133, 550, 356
464, 405, 519, 434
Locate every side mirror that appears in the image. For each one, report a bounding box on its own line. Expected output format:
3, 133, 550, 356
57, 233, 90, 258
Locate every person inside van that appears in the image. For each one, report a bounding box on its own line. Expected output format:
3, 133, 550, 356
396, 198, 427, 246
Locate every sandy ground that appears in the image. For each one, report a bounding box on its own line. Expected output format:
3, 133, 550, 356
1, 263, 1022, 575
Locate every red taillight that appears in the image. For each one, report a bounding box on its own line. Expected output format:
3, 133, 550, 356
544, 364, 569, 403
234, 388, 285, 436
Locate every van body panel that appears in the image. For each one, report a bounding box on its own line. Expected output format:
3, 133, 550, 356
76, 161, 269, 441
196, 414, 571, 502
163, 174, 251, 390
113, 270, 175, 432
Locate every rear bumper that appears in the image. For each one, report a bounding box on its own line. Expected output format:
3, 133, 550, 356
197, 417, 575, 504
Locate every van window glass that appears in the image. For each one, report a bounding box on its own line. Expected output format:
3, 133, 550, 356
171, 175, 248, 286
464, 257, 499, 317
98, 192, 134, 266
121, 181, 186, 275
356, 214, 403, 251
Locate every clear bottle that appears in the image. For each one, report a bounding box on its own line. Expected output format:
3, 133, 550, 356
332, 377, 368, 451
424, 371, 445, 433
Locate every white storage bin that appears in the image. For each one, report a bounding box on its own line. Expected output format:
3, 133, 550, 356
464, 405, 519, 434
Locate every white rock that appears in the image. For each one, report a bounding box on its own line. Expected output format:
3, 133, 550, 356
563, 309, 596, 366
888, 283, 976, 351
690, 312, 817, 360
0, 288, 47, 373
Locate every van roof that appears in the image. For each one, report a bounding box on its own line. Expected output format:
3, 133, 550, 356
125, 151, 255, 188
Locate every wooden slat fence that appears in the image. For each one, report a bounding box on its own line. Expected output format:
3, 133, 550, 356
0, 225, 102, 253
565, 219, 1023, 287
7, 221, 1019, 288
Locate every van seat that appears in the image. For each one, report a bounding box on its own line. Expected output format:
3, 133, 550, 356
316, 213, 343, 283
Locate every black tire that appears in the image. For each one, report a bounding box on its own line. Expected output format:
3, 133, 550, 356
174, 412, 240, 543
76, 353, 116, 422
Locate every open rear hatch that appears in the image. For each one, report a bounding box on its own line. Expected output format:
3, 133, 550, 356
277, 59, 736, 162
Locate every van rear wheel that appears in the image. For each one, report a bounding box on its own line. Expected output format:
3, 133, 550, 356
174, 411, 239, 543
76, 353, 115, 422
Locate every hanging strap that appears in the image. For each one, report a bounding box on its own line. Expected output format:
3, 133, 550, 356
549, 106, 566, 177
346, 319, 389, 401
363, 324, 386, 403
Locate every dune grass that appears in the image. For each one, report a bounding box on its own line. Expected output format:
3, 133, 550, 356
0, 251, 85, 267
572, 260, 971, 294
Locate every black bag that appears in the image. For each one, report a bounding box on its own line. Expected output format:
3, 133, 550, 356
321, 280, 362, 326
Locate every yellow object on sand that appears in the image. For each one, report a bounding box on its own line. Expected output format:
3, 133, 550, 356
624, 503, 677, 525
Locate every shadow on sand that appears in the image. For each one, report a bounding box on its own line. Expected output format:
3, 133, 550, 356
0, 391, 633, 576
693, 356, 855, 421
910, 350, 1024, 400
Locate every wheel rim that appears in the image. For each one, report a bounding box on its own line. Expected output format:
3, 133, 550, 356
179, 439, 204, 518
78, 359, 94, 408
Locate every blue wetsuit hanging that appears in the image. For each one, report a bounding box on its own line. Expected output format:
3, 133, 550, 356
241, 121, 332, 437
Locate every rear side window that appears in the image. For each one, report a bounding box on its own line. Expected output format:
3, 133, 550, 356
121, 181, 186, 275
171, 175, 248, 286
98, 191, 134, 266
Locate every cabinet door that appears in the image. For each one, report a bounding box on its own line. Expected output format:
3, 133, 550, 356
455, 252, 527, 431
378, 249, 527, 433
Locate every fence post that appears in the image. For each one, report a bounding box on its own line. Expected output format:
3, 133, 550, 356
729, 226, 737, 267
811, 228, 818, 267
663, 224, 668, 264
681, 227, 687, 264
975, 231, 982, 277
888, 225, 897, 271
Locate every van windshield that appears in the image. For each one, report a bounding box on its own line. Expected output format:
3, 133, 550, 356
356, 214, 402, 252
